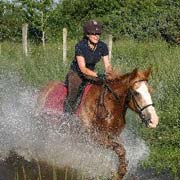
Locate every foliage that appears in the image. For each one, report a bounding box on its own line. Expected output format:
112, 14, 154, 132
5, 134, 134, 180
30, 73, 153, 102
17, 0, 54, 43
0, 1, 23, 41
0, 0, 179, 44
0, 0, 54, 42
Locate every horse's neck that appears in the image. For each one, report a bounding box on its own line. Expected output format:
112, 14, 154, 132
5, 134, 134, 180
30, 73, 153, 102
109, 78, 129, 96
100, 79, 129, 114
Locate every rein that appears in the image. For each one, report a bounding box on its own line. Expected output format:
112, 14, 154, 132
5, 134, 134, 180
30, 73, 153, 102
103, 83, 120, 101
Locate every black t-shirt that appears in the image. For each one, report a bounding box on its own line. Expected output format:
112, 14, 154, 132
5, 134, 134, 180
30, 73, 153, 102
70, 39, 109, 76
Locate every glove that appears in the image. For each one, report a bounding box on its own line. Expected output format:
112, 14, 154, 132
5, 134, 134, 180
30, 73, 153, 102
97, 73, 105, 83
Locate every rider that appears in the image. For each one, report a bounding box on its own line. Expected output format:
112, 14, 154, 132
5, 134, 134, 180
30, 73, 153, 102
64, 20, 112, 114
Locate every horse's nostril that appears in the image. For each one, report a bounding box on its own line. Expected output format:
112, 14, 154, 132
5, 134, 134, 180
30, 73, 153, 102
140, 113, 145, 120
140, 112, 152, 126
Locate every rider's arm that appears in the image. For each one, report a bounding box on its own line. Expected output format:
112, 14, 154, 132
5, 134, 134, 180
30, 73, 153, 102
77, 55, 98, 77
103, 55, 112, 73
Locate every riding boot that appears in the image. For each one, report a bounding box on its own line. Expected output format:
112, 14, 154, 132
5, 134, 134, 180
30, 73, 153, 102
64, 81, 88, 114
63, 70, 83, 114
63, 94, 80, 114
63, 98, 74, 114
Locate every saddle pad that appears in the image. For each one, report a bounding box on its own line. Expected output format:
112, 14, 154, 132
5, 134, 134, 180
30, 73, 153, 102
44, 82, 92, 115
44, 82, 67, 113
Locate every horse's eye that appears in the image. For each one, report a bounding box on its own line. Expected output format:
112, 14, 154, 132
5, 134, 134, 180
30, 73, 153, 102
134, 91, 140, 96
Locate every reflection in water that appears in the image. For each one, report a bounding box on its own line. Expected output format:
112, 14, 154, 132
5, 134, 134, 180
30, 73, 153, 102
0, 72, 152, 179
0, 152, 83, 180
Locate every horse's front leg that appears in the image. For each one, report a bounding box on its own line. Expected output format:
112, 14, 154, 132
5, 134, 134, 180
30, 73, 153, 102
90, 132, 127, 179
104, 139, 127, 180
112, 141, 127, 179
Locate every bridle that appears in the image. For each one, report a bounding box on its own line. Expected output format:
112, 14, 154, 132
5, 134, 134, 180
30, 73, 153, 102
103, 79, 154, 127
127, 80, 154, 126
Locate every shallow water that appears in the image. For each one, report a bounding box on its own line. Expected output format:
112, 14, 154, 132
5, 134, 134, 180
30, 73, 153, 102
0, 72, 170, 179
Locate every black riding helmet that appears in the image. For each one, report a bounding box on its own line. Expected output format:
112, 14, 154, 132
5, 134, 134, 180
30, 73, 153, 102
83, 20, 102, 35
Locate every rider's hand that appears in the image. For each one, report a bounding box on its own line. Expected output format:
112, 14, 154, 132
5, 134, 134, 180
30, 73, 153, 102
97, 73, 105, 83
105, 70, 114, 80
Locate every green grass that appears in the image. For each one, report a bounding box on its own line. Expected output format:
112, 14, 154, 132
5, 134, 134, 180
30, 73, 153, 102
0, 41, 75, 86
0, 39, 180, 178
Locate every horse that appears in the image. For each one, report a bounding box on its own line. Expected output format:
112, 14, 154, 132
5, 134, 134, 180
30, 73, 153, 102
36, 68, 159, 179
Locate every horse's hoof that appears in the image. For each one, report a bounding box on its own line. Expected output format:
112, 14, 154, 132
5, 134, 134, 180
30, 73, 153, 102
111, 172, 122, 180
118, 164, 127, 177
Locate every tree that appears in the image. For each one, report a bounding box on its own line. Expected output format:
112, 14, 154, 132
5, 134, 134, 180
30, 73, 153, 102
1, 0, 179, 44
0, 1, 24, 41
13, 0, 54, 45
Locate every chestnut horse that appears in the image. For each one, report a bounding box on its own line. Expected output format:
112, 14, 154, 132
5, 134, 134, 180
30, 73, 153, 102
37, 68, 159, 179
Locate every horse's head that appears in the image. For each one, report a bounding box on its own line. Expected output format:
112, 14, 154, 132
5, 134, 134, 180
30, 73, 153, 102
127, 68, 159, 128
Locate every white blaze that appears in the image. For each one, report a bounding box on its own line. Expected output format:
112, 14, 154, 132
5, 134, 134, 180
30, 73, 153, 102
136, 82, 152, 106
136, 82, 159, 128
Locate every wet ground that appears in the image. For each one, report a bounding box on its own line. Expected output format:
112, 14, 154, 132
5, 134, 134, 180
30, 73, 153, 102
0, 153, 178, 180
0, 152, 80, 180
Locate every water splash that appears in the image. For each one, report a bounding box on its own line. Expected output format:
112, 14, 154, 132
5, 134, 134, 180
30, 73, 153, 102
0, 72, 149, 178
121, 128, 149, 179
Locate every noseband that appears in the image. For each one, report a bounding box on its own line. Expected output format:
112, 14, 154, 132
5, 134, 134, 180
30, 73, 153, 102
127, 80, 154, 126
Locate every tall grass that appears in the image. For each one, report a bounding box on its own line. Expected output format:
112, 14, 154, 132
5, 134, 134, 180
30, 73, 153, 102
0, 40, 180, 177
0, 41, 74, 87
112, 40, 180, 176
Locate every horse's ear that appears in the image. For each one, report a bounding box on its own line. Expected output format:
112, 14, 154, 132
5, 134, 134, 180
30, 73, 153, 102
130, 68, 138, 81
144, 66, 152, 78
133, 68, 138, 73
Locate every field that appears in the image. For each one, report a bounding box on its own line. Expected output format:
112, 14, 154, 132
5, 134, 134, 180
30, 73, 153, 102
0, 39, 180, 179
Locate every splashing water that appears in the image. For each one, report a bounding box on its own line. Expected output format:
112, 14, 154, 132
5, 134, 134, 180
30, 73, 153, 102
0, 72, 149, 178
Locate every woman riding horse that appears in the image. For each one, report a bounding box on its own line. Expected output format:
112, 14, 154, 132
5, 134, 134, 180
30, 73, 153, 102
37, 67, 159, 180
64, 20, 112, 114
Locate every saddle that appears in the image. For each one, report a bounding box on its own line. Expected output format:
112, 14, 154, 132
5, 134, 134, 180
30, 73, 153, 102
42, 80, 110, 117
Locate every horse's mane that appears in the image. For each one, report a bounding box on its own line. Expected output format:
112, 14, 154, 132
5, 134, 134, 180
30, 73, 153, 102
106, 68, 131, 83
106, 67, 151, 84
106, 68, 122, 80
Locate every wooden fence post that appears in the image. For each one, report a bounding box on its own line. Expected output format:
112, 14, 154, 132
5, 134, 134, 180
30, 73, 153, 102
42, 31, 45, 47
63, 28, 67, 64
108, 34, 113, 61
22, 23, 28, 56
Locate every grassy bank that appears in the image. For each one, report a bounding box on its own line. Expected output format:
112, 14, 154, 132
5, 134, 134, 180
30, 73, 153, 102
0, 40, 180, 177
